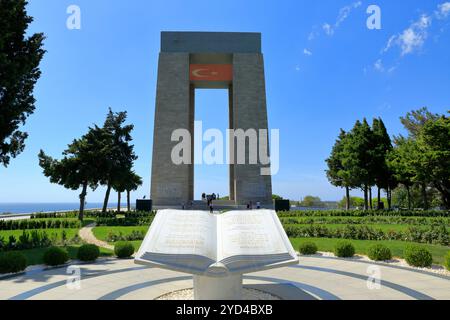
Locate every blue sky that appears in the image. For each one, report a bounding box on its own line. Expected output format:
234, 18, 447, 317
0, 0, 449, 203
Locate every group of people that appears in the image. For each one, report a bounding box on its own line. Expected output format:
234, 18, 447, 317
180, 194, 262, 213
202, 193, 219, 213
246, 201, 261, 210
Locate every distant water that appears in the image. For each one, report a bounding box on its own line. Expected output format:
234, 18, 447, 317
0, 203, 121, 215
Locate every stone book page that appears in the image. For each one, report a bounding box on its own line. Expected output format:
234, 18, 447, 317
217, 210, 296, 272
136, 210, 217, 272
136, 209, 297, 275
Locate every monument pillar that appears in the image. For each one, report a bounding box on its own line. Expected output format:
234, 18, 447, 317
151, 53, 193, 205
231, 53, 272, 205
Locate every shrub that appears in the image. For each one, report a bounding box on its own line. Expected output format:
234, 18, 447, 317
368, 244, 392, 261
77, 244, 100, 262
334, 241, 355, 258
445, 251, 450, 271
43, 247, 69, 266
299, 242, 318, 255
114, 242, 135, 259
0, 252, 27, 274
404, 246, 433, 268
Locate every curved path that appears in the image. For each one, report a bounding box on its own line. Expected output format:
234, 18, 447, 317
1, 255, 449, 300
78, 223, 114, 250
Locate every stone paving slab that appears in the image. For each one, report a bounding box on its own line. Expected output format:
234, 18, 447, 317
0, 256, 449, 300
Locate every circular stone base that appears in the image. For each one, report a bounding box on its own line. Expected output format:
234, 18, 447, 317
156, 288, 281, 300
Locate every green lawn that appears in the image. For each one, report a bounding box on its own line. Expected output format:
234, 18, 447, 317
290, 237, 450, 265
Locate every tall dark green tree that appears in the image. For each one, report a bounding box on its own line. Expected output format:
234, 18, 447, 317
347, 119, 377, 210
98, 109, 137, 213
326, 130, 356, 210
0, 0, 45, 166
121, 171, 143, 212
38, 128, 104, 221
372, 118, 393, 209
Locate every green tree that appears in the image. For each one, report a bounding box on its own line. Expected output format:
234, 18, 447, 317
38, 128, 104, 221
393, 107, 441, 210
122, 171, 143, 212
338, 196, 365, 209
326, 130, 357, 210
345, 119, 377, 210
372, 118, 393, 209
418, 114, 450, 208
400, 107, 439, 139
299, 196, 325, 208
0, 0, 45, 166
388, 137, 416, 209
97, 109, 138, 213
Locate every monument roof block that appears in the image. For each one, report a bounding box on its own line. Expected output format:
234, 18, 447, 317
161, 32, 261, 54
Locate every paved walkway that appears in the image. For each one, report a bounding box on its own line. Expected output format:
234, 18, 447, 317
78, 223, 114, 250
1, 255, 449, 300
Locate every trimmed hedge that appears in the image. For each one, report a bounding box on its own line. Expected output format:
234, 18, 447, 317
445, 251, 450, 271
77, 244, 100, 262
106, 230, 146, 242
279, 216, 449, 227
283, 224, 449, 246
404, 246, 433, 268
278, 210, 449, 217
0, 252, 27, 274
96, 217, 153, 227
114, 242, 134, 259
299, 242, 318, 255
368, 244, 392, 261
334, 241, 355, 258
43, 247, 69, 266
0, 219, 81, 231
30, 210, 156, 220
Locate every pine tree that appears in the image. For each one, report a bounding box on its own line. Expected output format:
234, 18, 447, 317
0, 0, 45, 166
38, 128, 104, 221
372, 118, 393, 209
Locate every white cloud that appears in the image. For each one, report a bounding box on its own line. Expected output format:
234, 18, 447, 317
374, 59, 384, 72
383, 2, 450, 57
322, 23, 334, 36
303, 48, 312, 56
295, 65, 301, 72
322, 1, 362, 36
383, 14, 432, 56
436, 2, 450, 19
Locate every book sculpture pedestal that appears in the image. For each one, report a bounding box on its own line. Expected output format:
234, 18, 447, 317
135, 210, 298, 300
193, 274, 243, 300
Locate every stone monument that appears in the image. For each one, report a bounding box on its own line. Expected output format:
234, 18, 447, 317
151, 32, 273, 206
135, 209, 298, 300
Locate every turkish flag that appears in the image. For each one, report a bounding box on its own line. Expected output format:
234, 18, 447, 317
190, 64, 233, 81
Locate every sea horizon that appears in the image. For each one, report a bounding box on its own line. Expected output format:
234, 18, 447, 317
0, 202, 124, 215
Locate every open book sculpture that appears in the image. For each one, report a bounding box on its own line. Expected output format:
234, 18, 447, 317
135, 209, 298, 299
